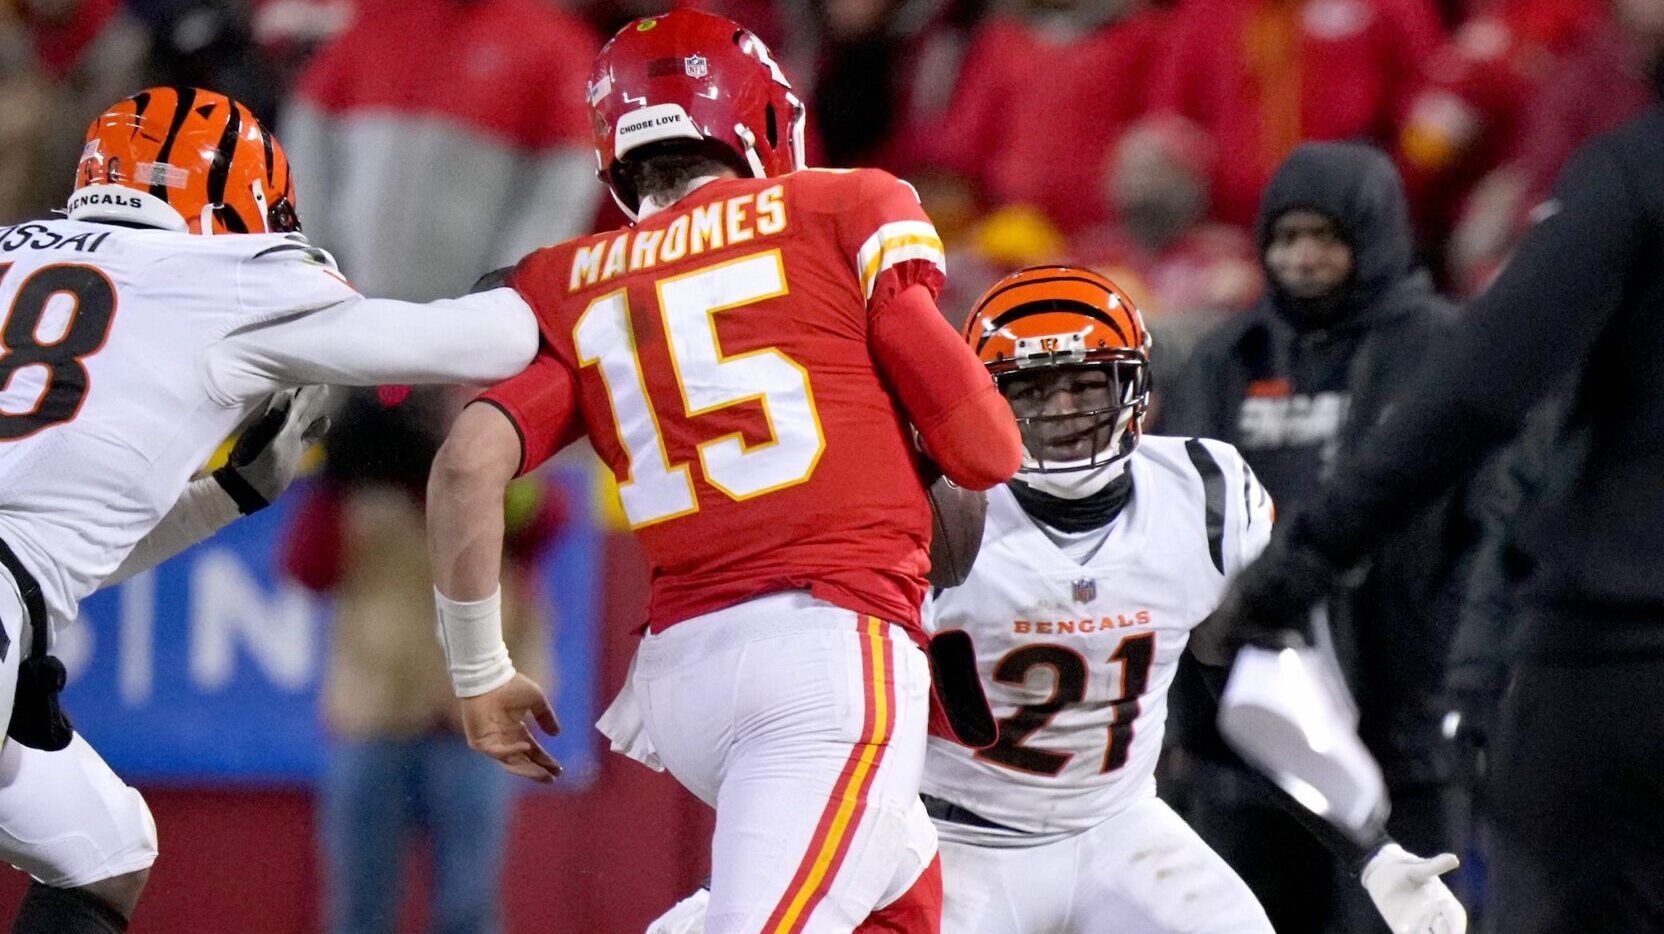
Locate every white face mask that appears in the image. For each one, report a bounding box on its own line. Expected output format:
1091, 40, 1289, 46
1013, 407, 1136, 499
1016, 454, 1130, 499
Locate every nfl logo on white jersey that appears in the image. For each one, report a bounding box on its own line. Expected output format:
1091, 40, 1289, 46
684, 54, 708, 78
1072, 578, 1096, 603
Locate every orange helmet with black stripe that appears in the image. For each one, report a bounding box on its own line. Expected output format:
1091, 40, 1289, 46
67, 87, 300, 235
962, 265, 1151, 486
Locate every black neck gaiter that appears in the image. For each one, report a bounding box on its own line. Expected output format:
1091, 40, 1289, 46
1009, 472, 1133, 533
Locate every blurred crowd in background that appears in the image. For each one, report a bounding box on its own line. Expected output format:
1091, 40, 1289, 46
2, 0, 1659, 931
5, 0, 1658, 317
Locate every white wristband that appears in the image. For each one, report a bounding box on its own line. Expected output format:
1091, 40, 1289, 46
434, 586, 517, 698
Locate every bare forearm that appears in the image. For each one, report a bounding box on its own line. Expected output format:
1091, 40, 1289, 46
427, 403, 522, 600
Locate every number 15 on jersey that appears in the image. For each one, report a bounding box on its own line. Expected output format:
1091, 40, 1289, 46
573, 250, 825, 528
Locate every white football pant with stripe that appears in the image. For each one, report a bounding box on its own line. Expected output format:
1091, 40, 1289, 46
605, 591, 937, 934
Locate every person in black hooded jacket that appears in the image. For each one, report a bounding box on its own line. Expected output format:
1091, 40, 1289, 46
1214, 43, 1664, 927
1157, 141, 1470, 934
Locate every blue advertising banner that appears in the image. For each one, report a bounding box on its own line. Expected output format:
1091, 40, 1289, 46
56, 470, 601, 788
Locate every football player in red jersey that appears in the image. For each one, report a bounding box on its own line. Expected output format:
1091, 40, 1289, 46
424, 9, 1021, 933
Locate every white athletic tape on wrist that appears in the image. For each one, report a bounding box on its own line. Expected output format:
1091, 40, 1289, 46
434, 586, 517, 698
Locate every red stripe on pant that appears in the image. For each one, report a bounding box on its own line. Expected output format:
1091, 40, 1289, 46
761, 617, 896, 934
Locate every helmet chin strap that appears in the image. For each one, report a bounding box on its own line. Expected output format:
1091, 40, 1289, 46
784, 92, 807, 171
732, 123, 769, 177
610, 186, 641, 223
249, 183, 271, 233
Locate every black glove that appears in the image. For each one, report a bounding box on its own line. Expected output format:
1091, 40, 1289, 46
1217, 530, 1346, 650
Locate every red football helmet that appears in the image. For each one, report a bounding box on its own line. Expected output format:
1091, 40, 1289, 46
588, 9, 806, 218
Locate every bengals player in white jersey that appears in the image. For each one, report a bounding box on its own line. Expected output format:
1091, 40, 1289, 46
639, 267, 1468, 934
920, 266, 1466, 934
0, 87, 550, 934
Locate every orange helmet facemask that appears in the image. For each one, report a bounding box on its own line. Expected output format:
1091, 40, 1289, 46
67, 87, 300, 235
962, 265, 1151, 498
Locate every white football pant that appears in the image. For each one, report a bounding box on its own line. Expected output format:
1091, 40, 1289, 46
618, 592, 937, 934
938, 796, 1272, 934
0, 571, 157, 889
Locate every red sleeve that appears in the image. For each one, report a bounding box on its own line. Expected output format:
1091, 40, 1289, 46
831, 169, 948, 314
281, 487, 344, 592
870, 284, 1022, 491
475, 347, 584, 476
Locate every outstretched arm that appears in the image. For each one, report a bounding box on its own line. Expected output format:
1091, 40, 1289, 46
427, 402, 562, 783
1189, 648, 1467, 933
210, 288, 541, 404
1193, 442, 1465, 932
429, 403, 522, 604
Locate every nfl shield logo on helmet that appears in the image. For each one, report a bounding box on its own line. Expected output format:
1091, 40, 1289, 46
684, 54, 709, 78
1072, 578, 1097, 603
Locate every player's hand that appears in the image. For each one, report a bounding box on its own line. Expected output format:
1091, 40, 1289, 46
213, 385, 332, 512
460, 673, 563, 783
1216, 530, 1343, 651
1361, 843, 1467, 934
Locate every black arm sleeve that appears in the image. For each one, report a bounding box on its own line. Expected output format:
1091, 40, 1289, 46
1298, 139, 1644, 564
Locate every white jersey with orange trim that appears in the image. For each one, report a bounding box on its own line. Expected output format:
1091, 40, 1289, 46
0, 219, 538, 629
922, 434, 1273, 844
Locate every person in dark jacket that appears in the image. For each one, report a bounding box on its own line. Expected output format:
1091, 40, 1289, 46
1159, 141, 1468, 933
1445, 396, 1565, 785
1216, 69, 1664, 933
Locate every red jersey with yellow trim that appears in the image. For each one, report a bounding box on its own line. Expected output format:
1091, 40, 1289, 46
485, 168, 950, 633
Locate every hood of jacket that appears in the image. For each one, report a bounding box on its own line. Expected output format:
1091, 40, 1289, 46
1256, 141, 1422, 332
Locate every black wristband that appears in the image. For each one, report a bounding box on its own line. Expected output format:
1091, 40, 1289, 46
1351, 835, 1393, 877
212, 466, 270, 515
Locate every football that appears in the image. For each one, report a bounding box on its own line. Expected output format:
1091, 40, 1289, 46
927, 476, 988, 589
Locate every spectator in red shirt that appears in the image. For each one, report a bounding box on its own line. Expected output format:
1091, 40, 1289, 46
1152, 0, 1445, 227
922, 0, 1167, 232
280, 0, 600, 301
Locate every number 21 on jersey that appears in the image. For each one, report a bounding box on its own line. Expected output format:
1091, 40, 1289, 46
976, 632, 1157, 777
573, 250, 825, 528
